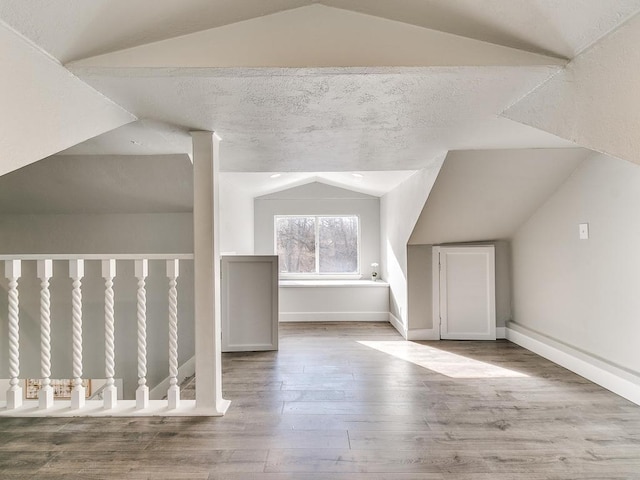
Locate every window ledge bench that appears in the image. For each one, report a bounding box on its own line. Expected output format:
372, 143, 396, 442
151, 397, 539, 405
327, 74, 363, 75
279, 280, 390, 322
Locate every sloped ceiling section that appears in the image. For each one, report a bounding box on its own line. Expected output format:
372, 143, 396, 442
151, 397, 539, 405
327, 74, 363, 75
503, 11, 640, 166
70, 5, 564, 68
2, 0, 638, 63
409, 148, 590, 245
0, 22, 135, 176
256, 180, 376, 200
223, 171, 417, 198
322, 0, 640, 59
0, 0, 312, 64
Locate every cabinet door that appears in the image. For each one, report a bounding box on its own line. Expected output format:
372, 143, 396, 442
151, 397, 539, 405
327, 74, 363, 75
434, 246, 496, 340
221, 256, 279, 352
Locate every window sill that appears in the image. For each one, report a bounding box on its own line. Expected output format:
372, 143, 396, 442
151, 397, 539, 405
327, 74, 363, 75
279, 279, 389, 288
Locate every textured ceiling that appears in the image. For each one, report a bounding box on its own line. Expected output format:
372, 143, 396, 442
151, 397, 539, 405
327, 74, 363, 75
0, 0, 638, 196
69, 66, 574, 172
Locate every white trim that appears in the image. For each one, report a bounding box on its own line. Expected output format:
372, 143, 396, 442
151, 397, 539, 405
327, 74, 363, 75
149, 356, 196, 400
280, 312, 389, 322
432, 247, 441, 341
279, 280, 388, 288
496, 326, 506, 339
0, 399, 225, 417
388, 312, 408, 339
406, 328, 440, 341
506, 322, 640, 406
0, 254, 194, 261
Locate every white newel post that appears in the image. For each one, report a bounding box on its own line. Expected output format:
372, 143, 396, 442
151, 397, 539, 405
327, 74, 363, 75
135, 259, 149, 409
191, 131, 230, 414
167, 259, 180, 409
69, 259, 85, 409
5, 260, 22, 409
102, 259, 117, 409
38, 259, 54, 409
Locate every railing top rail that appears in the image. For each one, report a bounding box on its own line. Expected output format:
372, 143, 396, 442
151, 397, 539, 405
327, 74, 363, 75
0, 254, 194, 261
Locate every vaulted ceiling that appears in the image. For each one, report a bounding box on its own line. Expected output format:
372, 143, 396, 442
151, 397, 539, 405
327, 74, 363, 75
1, 1, 639, 195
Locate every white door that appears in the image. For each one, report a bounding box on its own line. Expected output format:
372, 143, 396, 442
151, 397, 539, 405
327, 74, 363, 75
221, 256, 279, 352
433, 245, 496, 340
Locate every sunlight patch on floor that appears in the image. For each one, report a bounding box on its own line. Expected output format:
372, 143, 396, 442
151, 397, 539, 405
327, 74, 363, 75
357, 341, 529, 378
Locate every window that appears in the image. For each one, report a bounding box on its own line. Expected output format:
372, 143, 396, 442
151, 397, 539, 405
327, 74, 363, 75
275, 215, 359, 275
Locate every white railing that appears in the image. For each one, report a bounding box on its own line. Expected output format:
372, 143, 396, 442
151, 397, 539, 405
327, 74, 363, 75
0, 254, 195, 416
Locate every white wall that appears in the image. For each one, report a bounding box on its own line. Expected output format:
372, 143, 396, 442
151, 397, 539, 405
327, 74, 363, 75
0, 213, 194, 399
407, 244, 433, 331
279, 281, 389, 322
512, 152, 640, 374
380, 158, 444, 335
0, 213, 193, 254
254, 182, 380, 278
219, 179, 254, 255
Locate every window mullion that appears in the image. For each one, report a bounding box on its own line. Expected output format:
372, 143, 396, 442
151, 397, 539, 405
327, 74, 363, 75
315, 216, 320, 274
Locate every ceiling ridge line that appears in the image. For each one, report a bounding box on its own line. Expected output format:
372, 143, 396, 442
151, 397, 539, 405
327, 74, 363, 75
571, 6, 640, 59
0, 16, 62, 66
497, 65, 565, 121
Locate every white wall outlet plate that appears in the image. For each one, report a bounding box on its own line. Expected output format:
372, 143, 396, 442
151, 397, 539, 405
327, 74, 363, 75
579, 223, 589, 240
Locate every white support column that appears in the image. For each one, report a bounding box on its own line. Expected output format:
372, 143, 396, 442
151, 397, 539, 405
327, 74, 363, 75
69, 259, 85, 409
102, 259, 117, 409
37, 259, 54, 410
191, 131, 230, 415
135, 259, 149, 409
167, 259, 180, 409
5, 260, 22, 409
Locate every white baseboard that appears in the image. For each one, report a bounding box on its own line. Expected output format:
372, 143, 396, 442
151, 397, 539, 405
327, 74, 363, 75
279, 312, 389, 322
506, 322, 640, 406
407, 328, 440, 341
149, 355, 195, 400
388, 313, 440, 340
496, 327, 506, 339
388, 312, 408, 339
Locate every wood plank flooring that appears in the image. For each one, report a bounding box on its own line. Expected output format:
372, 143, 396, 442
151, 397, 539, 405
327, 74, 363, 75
2, 322, 640, 479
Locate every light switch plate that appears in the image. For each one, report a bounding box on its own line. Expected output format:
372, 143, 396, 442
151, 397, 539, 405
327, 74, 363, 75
579, 223, 589, 240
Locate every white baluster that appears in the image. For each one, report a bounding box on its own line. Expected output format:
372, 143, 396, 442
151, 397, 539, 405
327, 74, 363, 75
135, 259, 149, 409
102, 259, 117, 409
5, 260, 22, 409
38, 260, 54, 409
69, 259, 85, 409
167, 259, 180, 409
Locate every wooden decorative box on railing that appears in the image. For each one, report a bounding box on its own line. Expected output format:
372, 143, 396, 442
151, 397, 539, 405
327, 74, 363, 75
0, 254, 198, 417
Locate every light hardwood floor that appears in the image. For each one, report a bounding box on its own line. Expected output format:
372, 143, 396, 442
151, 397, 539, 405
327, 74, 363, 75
2, 322, 640, 479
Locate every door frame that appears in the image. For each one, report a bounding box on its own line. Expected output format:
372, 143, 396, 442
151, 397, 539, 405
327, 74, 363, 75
433, 245, 496, 340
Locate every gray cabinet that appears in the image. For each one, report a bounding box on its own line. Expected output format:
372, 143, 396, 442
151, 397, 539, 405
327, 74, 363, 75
221, 255, 279, 352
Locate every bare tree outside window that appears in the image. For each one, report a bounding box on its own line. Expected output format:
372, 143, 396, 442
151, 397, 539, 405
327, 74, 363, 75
275, 215, 359, 275
318, 216, 358, 273
276, 216, 316, 273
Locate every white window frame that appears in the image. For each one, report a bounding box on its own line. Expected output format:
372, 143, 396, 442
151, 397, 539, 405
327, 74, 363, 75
274, 214, 361, 280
